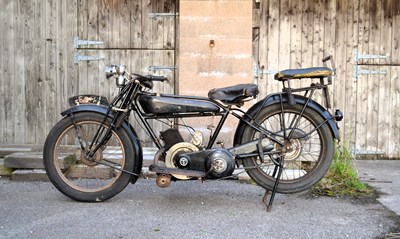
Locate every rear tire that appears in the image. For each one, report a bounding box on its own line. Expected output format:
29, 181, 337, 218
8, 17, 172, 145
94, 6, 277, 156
240, 103, 334, 193
43, 112, 135, 202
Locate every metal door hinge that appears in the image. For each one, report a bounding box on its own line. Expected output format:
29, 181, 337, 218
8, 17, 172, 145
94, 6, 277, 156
354, 49, 388, 63
352, 148, 385, 156
73, 36, 105, 64
148, 13, 179, 19
148, 66, 177, 72
354, 66, 387, 77
253, 64, 278, 79
354, 49, 389, 78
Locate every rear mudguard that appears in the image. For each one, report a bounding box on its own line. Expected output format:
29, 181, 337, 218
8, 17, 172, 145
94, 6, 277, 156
61, 104, 143, 184
233, 93, 340, 146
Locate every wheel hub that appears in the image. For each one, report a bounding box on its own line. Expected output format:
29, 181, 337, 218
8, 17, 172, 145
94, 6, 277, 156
282, 139, 302, 161
274, 128, 306, 161
80, 148, 103, 166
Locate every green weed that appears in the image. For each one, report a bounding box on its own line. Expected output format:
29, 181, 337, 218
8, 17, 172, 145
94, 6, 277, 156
311, 142, 375, 198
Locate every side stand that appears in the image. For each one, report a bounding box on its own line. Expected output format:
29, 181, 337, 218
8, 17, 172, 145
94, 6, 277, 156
262, 157, 284, 212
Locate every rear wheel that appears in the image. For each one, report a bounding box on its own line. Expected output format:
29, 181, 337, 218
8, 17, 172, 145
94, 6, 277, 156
240, 103, 334, 193
43, 112, 135, 202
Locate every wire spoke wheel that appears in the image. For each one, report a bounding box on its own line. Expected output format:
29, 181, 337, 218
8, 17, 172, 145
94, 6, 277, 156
241, 103, 334, 193
44, 112, 135, 202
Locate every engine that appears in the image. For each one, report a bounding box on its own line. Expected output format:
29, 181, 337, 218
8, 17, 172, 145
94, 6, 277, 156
160, 129, 236, 179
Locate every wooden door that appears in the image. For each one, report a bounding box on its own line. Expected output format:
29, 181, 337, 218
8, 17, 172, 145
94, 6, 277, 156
75, 0, 178, 146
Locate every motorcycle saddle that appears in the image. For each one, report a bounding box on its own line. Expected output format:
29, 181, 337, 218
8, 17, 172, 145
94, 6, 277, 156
274, 67, 333, 81
208, 84, 259, 105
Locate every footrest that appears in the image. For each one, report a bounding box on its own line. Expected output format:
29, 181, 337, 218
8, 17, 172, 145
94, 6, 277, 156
149, 164, 206, 178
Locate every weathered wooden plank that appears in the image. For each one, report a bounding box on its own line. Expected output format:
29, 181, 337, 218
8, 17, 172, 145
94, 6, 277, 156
355, 0, 370, 154
87, 0, 99, 47
142, 0, 152, 49
98, 0, 111, 48
2, 0, 15, 143
163, 0, 176, 50
267, 0, 280, 94
0, 0, 8, 141
342, 0, 359, 148
390, 67, 400, 158
77, 0, 89, 94
0, 0, 4, 144
278, 0, 290, 70
333, 0, 347, 121
45, 0, 58, 136
390, 0, 400, 158
151, 0, 166, 49
365, 0, 382, 153
35, 0, 47, 144
377, 0, 393, 156
323, 0, 336, 56
130, 0, 143, 48
255, 0, 270, 99
66, 1, 79, 111
119, 0, 131, 48
312, 0, 325, 67
301, 0, 314, 69
23, 0, 37, 144
289, 0, 303, 90
77, 0, 88, 40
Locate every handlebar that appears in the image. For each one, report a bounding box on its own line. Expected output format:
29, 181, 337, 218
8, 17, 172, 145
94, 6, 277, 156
146, 75, 168, 82
105, 64, 168, 89
131, 74, 168, 89
322, 55, 332, 63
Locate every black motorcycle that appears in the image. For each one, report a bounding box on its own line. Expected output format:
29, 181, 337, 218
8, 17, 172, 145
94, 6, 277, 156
43, 55, 342, 210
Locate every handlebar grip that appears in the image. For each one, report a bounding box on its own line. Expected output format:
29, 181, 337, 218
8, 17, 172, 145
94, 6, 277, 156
322, 55, 332, 63
148, 75, 167, 82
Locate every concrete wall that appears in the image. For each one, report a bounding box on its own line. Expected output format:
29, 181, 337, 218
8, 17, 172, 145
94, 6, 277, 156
179, 0, 253, 96
178, 0, 253, 146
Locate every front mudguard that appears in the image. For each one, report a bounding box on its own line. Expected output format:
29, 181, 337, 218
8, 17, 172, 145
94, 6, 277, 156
233, 93, 340, 146
61, 104, 143, 184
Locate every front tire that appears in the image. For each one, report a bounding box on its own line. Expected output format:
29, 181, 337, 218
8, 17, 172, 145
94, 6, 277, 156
43, 112, 135, 202
240, 103, 335, 193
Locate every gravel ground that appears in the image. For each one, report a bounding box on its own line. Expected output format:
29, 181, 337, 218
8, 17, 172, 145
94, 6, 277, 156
0, 178, 399, 239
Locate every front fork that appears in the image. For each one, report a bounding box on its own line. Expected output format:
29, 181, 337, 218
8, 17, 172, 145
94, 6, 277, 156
70, 108, 125, 160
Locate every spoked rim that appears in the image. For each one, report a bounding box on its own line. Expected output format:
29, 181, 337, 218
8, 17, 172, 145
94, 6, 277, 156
253, 110, 324, 182
52, 121, 126, 193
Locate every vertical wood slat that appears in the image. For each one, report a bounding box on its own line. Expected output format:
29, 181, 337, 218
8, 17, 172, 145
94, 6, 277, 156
344, 0, 359, 147
45, 0, 57, 137
391, 1, 400, 158
355, 0, 370, 153
377, 0, 392, 155
23, 0, 35, 143
2, 0, 15, 143
289, 0, 303, 90
0, 0, 4, 143
267, 0, 279, 94
255, 0, 270, 99
365, 0, 381, 152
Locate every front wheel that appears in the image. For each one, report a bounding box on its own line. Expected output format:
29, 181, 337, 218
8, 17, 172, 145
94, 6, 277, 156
43, 112, 136, 202
240, 103, 335, 193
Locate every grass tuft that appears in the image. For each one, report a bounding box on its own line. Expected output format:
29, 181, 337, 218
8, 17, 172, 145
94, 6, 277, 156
311, 142, 375, 198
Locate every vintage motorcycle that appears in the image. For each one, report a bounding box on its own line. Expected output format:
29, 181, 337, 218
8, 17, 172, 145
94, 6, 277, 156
43, 55, 342, 209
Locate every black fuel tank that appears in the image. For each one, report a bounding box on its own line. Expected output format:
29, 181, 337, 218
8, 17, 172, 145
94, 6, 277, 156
138, 95, 220, 115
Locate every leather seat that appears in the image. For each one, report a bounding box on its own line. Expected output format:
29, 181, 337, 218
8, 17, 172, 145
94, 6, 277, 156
208, 84, 259, 104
